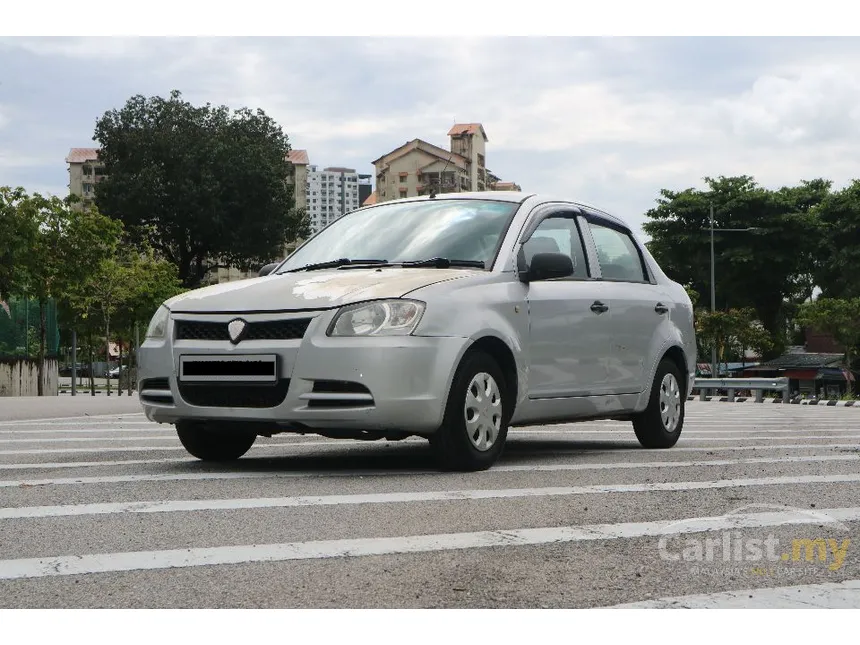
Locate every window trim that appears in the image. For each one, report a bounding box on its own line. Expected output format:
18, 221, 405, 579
580, 210, 655, 285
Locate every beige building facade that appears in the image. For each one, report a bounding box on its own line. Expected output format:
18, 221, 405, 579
371, 123, 519, 203
65, 148, 104, 207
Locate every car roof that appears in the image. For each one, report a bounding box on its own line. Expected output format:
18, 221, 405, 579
358, 191, 630, 230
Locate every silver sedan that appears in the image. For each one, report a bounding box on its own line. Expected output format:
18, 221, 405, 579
138, 192, 696, 471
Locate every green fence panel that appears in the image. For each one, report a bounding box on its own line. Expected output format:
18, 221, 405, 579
0, 297, 60, 359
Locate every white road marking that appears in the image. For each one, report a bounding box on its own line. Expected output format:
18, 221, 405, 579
0, 452, 856, 474
0, 436, 179, 444
1, 441, 859, 457
0, 458, 190, 471
515, 432, 860, 441
1, 428, 858, 444
2, 429, 858, 444
610, 579, 860, 608
2, 505, 859, 580
3, 472, 860, 517
0, 414, 145, 426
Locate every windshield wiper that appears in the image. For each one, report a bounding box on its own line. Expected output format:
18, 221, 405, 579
283, 258, 389, 273
399, 258, 485, 269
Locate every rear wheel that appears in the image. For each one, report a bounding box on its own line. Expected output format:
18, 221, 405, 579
175, 421, 257, 461
430, 351, 509, 471
632, 358, 685, 449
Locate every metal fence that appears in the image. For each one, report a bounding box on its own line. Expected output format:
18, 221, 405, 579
0, 297, 60, 359
693, 377, 791, 403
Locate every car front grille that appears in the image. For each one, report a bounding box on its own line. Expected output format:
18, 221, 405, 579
177, 380, 291, 408
175, 318, 312, 342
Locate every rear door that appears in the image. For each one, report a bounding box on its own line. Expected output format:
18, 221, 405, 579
582, 215, 669, 395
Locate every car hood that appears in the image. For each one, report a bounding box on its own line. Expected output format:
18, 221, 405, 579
165, 268, 479, 313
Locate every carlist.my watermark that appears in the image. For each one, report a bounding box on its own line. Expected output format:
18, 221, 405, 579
656, 504, 851, 576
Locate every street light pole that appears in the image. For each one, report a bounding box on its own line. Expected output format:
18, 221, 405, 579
707, 206, 760, 380
710, 203, 717, 379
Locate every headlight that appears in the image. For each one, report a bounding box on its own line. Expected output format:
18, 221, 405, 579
328, 300, 425, 337
145, 305, 170, 339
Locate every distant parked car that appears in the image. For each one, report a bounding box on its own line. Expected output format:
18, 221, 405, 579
109, 366, 123, 379
138, 191, 696, 471
59, 363, 90, 378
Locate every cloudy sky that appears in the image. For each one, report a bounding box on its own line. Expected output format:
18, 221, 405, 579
1, 36, 859, 237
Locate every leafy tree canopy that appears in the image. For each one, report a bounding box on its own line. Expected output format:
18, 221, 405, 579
643, 176, 827, 355
93, 90, 309, 288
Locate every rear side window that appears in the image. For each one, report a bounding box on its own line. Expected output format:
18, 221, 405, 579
588, 222, 648, 282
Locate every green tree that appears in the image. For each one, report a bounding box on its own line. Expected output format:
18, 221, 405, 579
796, 297, 860, 394
111, 247, 185, 394
695, 308, 773, 369
93, 90, 310, 288
10, 192, 122, 393
813, 180, 860, 300
0, 187, 39, 302
644, 176, 826, 355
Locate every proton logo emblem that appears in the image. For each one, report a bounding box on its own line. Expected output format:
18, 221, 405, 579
227, 318, 247, 344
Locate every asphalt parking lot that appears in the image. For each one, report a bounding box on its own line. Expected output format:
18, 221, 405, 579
0, 399, 858, 608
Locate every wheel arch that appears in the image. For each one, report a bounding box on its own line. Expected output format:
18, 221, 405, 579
462, 335, 520, 420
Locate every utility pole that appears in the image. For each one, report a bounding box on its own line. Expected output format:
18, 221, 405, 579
710, 203, 717, 380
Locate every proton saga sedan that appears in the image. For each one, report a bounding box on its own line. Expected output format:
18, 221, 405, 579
138, 192, 696, 471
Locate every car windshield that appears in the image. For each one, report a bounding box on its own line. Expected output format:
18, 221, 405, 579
276, 198, 519, 273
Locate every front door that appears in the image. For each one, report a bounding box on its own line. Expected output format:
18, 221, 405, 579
523, 210, 611, 398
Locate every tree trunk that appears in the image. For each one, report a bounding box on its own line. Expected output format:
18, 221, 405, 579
105, 315, 111, 397
127, 330, 133, 396
37, 299, 46, 396
88, 325, 95, 396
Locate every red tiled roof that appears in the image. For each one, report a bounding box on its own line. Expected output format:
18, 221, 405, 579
363, 191, 377, 206
447, 123, 488, 141
287, 149, 309, 165
65, 148, 100, 163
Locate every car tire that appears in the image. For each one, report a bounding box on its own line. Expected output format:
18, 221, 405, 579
430, 350, 509, 471
175, 421, 257, 461
632, 358, 685, 449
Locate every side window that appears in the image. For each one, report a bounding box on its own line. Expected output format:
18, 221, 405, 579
522, 215, 589, 279
588, 222, 648, 282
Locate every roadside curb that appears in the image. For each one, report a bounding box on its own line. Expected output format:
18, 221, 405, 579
687, 396, 859, 407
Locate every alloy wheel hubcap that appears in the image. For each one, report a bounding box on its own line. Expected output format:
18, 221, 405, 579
464, 372, 502, 451
659, 372, 681, 433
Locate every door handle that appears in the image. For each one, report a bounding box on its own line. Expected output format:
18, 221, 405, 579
590, 301, 609, 314
655, 303, 669, 314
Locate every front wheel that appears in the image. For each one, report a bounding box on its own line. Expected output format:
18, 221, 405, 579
175, 421, 257, 461
430, 351, 509, 471
632, 358, 685, 449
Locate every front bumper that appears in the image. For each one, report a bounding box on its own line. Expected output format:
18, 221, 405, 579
137, 310, 468, 435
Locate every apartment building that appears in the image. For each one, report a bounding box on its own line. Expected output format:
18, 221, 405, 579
489, 181, 522, 191
65, 148, 104, 207
371, 123, 520, 203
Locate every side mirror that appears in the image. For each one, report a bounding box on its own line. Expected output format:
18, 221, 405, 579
258, 262, 280, 277
521, 252, 574, 282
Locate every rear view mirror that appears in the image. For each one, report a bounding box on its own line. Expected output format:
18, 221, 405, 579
258, 262, 280, 277
521, 252, 574, 282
